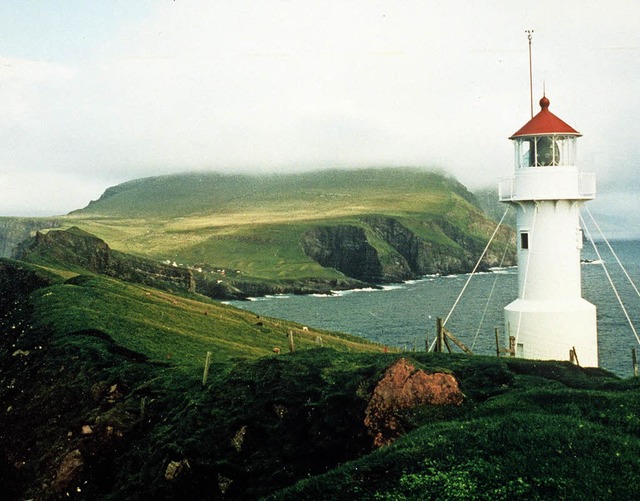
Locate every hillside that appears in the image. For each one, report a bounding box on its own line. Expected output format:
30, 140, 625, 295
42, 168, 514, 294
2, 258, 640, 500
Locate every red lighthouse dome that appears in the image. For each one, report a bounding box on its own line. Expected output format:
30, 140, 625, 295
510, 96, 581, 139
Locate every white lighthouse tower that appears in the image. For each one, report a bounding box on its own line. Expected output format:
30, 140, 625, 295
499, 95, 598, 366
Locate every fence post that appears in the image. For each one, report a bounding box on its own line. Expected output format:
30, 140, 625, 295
435, 318, 443, 353
202, 351, 212, 387
288, 330, 295, 353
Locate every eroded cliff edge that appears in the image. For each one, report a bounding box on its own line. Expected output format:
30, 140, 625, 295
302, 215, 513, 283
0, 218, 61, 258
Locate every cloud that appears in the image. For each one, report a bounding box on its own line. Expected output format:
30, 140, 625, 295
0, 56, 75, 126
1, 0, 639, 225
0, 169, 107, 217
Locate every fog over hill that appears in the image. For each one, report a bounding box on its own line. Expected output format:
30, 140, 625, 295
2, 1, 639, 229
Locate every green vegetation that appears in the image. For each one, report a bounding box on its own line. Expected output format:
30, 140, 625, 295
53, 168, 514, 285
2, 256, 640, 500
271, 357, 640, 501
0, 257, 386, 499
4, 259, 379, 371
3, 168, 633, 499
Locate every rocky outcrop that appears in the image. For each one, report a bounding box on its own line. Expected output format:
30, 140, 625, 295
0, 217, 61, 258
364, 358, 464, 447
14, 228, 195, 294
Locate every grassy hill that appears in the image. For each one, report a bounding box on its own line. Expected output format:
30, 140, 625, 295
2, 257, 640, 500
43, 168, 514, 292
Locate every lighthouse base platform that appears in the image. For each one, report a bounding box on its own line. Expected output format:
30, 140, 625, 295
504, 298, 598, 367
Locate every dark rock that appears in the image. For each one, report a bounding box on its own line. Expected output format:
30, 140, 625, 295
51, 449, 84, 493
300, 216, 505, 283
301, 225, 384, 282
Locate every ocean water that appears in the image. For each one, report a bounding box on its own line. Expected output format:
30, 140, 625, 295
227, 239, 640, 378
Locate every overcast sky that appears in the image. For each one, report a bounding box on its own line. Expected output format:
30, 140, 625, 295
1, 0, 639, 235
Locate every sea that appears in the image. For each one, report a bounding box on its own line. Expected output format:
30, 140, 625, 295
227, 239, 640, 378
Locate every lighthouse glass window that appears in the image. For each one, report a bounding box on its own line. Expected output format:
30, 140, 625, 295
514, 135, 577, 168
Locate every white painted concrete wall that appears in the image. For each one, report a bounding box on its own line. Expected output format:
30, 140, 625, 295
502, 165, 599, 366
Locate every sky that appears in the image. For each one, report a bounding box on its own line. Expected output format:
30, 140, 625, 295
1, 0, 639, 236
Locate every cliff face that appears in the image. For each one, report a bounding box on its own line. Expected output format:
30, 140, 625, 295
362, 215, 480, 276
301, 226, 384, 282
0, 218, 61, 258
14, 228, 195, 294
301, 216, 511, 283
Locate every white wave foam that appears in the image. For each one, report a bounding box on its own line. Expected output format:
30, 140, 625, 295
381, 284, 404, 291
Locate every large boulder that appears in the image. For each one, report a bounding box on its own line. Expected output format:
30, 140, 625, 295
364, 358, 464, 447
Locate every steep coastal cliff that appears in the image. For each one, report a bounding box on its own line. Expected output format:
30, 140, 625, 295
0, 217, 61, 258
302, 214, 509, 283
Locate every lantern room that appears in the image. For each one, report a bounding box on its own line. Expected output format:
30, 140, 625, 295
510, 96, 581, 169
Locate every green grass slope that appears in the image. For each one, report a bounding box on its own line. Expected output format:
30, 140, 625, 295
2, 259, 640, 500
1, 259, 379, 371
272, 357, 640, 500
58, 168, 513, 284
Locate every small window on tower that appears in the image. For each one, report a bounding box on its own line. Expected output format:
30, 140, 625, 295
520, 232, 529, 250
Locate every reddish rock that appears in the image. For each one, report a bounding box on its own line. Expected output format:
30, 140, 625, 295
364, 358, 464, 447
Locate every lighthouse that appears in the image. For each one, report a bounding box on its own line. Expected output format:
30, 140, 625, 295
499, 95, 598, 366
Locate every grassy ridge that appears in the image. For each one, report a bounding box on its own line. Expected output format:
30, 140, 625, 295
73, 169, 474, 219
0, 257, 386, 499
271, 356, 640, 500
19, 263, 382, 370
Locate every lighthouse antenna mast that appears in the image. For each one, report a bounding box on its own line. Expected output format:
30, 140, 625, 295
526, 30, 534, 118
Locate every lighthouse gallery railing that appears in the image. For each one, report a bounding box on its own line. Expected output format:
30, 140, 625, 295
499, 169, 596, 202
